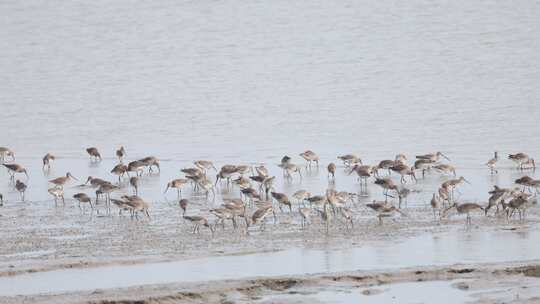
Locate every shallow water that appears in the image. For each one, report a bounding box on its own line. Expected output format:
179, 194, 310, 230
0, 227, 538, 296
256, 280, 472, 304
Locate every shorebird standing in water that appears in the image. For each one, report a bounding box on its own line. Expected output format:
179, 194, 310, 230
183, 215, 213, 233
0, 193, 3, 206
111, 164, 128, 183
48, 187, 65, 206
116, 146, 126, 162
73, 193, 93, 211
194, 160, 217, 174
164, 178, 188, 199
430, 193, 442, 221
15, 180, 27, 201
366, 200, 406, 225
299, 150, 320, 168
215, 165, 238, 187
416, 151, 450, 162
433, 164, 456, 176
129, 176, 140, 195
443, 202, 484, 225
179, 198, 188, 216
390, 163, 416, 184
281, 163, 302, 180
337, 154, 361, 167
271, 192, 292, 212
3, 163, 28, 180
86, 147, 102, 162
127, 160, 145, 177
350, 164, 373, 192
139, 156, 160, 173
486, 152, 498, 174
49, 172, 78, 189
0, 147, 14, 163
42, 153, 55, 171
508, 153, 535, 170
327, 163, 336, 180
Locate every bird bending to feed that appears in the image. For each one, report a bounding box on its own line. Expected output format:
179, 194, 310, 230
433, 164, 456, 176
366, 200, 406, 225
194, 160, 217, 173
0, 147, 15, 163
183, 215, 212, 233
73, 193, 93, 211
337, 154, 361, 167
86, 147, 102, 161
164, 178, 188, 199
48, 187, 65, 205
443, 202, 484, 225
299, 150, 320, 167
508, 153, 535, 170
15, 180, 27, 201
327, 162, 336, 180
42, 153, 55, 171
416, 151, 450, 162
111, 164, 128, 183
3, 163, 28, 180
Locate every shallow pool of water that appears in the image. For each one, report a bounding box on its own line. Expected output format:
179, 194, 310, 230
0, 227, 538, 296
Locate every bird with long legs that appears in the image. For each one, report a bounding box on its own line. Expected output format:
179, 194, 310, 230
271, 192, 292, 212
3, 163, 28, 180
49, 172, 78, 189
42, 153, 55, 171
337, 154, 362, 167
15, 180, 27, 201
194, 160, 217, 174
164, 178, 188, 199
73, 193, 93, 212
390, 163, 416, 184
184, 215, 213, 234
116, 146, 126, 163
327, 162, 336, 180
111, 164, 128, 183
486, 152, 498, 174
443, 202, 484, 225
48, 187, 65, 206
508, 153, 536, 170
300, 150, 320, 168
416, 151, 450, 162
139, 156, 160, 173
129, 176, 140, 195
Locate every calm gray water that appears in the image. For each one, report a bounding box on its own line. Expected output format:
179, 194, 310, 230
1, 1, 540, 298
1, 0, 540, 164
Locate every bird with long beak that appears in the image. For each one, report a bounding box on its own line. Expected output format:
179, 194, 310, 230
416, 151, 450, 162
3, 163, 28, 180
49, 172, 78, 189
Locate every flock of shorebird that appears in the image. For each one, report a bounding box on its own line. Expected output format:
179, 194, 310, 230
0, 146, 538, 234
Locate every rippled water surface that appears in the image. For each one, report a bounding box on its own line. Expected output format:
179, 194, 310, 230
1, 0, 540, 299
1, 0, 540, 165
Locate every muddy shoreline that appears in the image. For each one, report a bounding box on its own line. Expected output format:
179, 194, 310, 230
2, 260, 540, 303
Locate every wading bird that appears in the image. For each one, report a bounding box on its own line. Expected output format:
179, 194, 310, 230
86, 147, 102, 161
42, 153, 55, 171
3, 163, 28, 180
299, 150, 320, 167
49, 172, 78, 189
